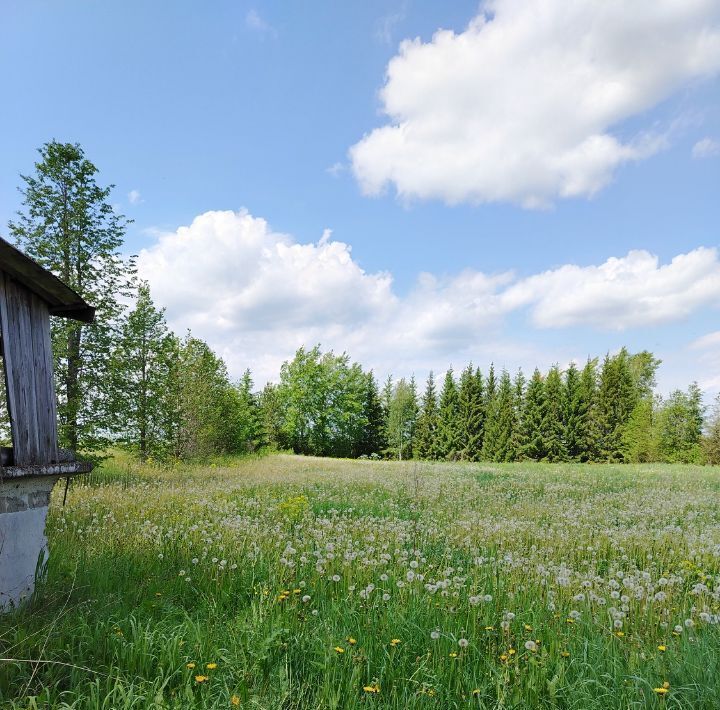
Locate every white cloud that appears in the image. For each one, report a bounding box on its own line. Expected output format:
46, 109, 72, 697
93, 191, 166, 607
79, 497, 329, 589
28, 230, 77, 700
137, 210, 720, 385
245, 9, 276, 37
350, 0, 720, 207
502, 248, 720, 330
375, 6, 406, 46
128, 189, 143, 205
692, 136, 720, 158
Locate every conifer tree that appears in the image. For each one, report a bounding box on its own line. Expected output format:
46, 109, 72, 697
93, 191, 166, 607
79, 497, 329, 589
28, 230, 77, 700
359, 371, 386, 457
415, 371, 440, 459
542, 365, 567, 462
577, 359, 599, 461
563, 362, 584, 461
702, 393, 720, 465
521, 369, 546, 460
234, 369, 266, 453
9, 141, 137, 453
457, 364, 484, 460
482, 369, 515, 461
596, 349, 636, 461
509, 368, 526, 459
437, 368, 461, 459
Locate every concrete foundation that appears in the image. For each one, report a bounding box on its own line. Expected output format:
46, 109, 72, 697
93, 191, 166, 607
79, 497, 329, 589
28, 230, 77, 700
0, 476, 56, 611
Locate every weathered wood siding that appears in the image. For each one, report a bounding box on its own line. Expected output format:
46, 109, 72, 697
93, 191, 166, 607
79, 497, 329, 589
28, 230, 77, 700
0, 272, 59, 466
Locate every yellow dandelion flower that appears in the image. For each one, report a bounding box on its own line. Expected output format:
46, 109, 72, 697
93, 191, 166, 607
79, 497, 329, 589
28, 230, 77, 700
472, 689, 481, 696
348, 637, 357, 645
449, 652, 458, 658
484, 626, 494, 631
334, 646, 345, 653
508, 648, 516, 656
654, 687, 668, 695
363, 684, 380, 694
663, 682, 670, 689
566, 618, 575, 624
293, 589, 301, 594
560, 651, 570, 658
658, 645, 667, 652
390, 638, 401, 646
524, 624, 533, 631
206, 663, 218, 670
186, 662, 196, 669
195, 675, 209, 683
499, 654, 508, 661
231, 696, 240, 706
615, 631, 625, 637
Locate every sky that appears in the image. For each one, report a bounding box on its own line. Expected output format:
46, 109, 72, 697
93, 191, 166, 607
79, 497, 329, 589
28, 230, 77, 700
1, 0, 719, 395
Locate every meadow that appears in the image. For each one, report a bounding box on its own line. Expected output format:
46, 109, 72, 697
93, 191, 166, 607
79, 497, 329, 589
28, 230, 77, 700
1, 455, 720, 709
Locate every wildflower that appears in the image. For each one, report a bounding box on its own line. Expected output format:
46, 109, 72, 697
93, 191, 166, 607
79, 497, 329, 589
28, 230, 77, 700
206, 663, 217, 670
508, 648, 516, 656
449, 652, 458, 658
499, 653, 508, 661
654, 687, 669, 695
390, 638, 401, 647
458, 638, 469, 648
484, 626, 494, 631
363, 684, 381, 694
334, 646, 345, 653
524, 624, 533, 631
348, 637, 357, 645
472, 689, 481, 696
302, 595, 311, 603
615, 631, 625, 637
186, 662, 196, 669
524, 640, 538, 652
231, 696, 240, 706
658, 645, 667, 652
195, 675, 209, 683
560, 651, 570, 658
430, 630, 440, 640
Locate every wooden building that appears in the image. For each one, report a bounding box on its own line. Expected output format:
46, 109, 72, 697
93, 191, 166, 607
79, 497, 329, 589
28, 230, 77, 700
0, 236, 94, 609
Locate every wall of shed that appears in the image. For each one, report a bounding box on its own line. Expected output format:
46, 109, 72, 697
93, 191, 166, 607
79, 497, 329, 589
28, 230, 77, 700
0, 271, 59, 466
0, 477, 55, 610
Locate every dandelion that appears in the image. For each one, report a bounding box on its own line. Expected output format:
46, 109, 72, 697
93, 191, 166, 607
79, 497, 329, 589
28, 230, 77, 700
186, 662, 196, 669
363, 684, 381, 694
195, 675, 209, 683
524, 640, 538, 652
390, 638, 401, 647
430, 630, 440, 640
231, 696, 240, 706
334, 646, 345, 653
458, 638, 469, 648
560, 651, 570, 658
658, 645, 667, 652
302, 595, 311, 603
206, 663, 217, 670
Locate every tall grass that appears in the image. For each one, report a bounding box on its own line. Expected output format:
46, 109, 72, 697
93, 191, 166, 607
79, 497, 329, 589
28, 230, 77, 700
1, 455, 719, 708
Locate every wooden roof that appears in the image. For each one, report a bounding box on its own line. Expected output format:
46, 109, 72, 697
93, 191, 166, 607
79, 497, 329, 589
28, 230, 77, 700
0, 237, 95, 323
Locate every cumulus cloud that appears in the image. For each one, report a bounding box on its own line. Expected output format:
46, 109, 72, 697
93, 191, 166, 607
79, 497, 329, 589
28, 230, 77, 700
350, 0, 720, 207
137, 210, 720, 385
692, 137, 720, 158
502, 248, 720, 330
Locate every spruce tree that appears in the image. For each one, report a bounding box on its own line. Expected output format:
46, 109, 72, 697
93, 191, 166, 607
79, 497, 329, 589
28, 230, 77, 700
457, 364, 484, 460
235, 369, 266, 453
577, 358, 599, 461
415, 371, 440, 460
482, 370, 515, 461
563, 362, 584, 461
509, 368, 526, 460
521, 369, 546, 460
358, 371, 386, 457
437, 368, 461, 459
596, 349, 636, 461
542, 365, 567, 462
9, 141, 136, 453
702, 393, 720, 465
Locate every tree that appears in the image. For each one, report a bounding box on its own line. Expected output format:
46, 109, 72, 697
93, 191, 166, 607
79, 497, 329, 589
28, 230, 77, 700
563, 362, 585, 461
656, 384, 704, 464
415, 371, 440, 460
482, 369, 515, 461
437, 369, 461, 459
9, 141, 136, 454
233, 370, 266, 453
109, 282, 176, 460
596, 350, 636, 461
458, 365, 484, 460
509, 368, 526, 459
541, 365, 567, 462
386, 378, 418, 460
577, 359, 599, 461
621, 395, 657, 463
521, 369, 546, 460
702, 394, 720, 465
358, 372, 386, 457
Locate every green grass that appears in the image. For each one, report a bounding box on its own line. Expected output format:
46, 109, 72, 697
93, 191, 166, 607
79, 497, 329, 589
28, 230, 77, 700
1, 455, 720, 709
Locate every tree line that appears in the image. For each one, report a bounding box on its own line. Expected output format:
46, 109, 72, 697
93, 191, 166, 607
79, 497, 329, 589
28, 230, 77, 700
2, 141, 720, 465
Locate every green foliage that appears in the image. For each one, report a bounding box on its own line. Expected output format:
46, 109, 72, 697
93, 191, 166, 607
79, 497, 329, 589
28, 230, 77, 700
655, 384, 704, 464
520, 369, 546, 460
436, 369, 461, 459
386, 377, 418, 460
8, 141, 137, 454
458, 365, 485, 461
481, 369, 516, 462
702, 394, 720, 465
541, 364, 567, 462
414, 371, 439, 460
596, 349, 636, 461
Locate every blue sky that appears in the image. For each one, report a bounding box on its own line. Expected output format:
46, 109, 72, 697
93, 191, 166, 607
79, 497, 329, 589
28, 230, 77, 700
1, 1, 719, 393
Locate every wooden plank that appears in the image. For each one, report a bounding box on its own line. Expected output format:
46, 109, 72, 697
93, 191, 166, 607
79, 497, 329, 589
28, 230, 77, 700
2, 277, 41, 465
0, 273, 19, 463
30, 293, 58, 464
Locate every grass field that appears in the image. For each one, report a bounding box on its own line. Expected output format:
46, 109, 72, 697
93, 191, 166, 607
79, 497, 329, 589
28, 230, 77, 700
1, 455, 720, 709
